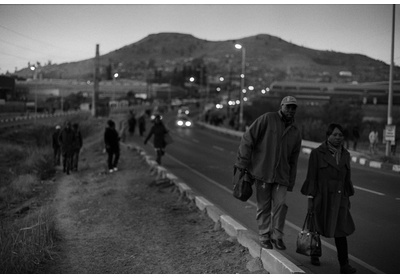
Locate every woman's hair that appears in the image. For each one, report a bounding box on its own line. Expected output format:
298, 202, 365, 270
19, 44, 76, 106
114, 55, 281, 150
326, 123, 344, 138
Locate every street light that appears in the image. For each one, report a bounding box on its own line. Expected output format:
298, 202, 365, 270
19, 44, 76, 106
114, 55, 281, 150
30, 66, 38, 123
113, 72, 119, 101
235, 43, 246, 130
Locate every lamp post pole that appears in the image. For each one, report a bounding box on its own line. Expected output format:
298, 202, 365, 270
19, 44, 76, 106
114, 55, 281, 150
113, 72, 118, 101
30, 66, 38, 124
235, 44, 246, 130
386, 4, 396, 156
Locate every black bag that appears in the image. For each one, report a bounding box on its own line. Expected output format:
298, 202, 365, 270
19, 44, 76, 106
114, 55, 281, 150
296, 212, 322, 257
232, 166, 254, 202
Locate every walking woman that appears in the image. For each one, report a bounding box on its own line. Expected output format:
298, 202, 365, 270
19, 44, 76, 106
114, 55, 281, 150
144, 115, 168, 165
104, 120, 120, 173
301, 123, 356, 274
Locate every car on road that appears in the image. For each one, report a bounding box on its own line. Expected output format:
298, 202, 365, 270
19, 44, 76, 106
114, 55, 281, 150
178, 106, 190, 115
175, 115, 192, 128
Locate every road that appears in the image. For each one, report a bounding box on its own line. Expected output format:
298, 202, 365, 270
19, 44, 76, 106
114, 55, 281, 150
132, 112, 400, 274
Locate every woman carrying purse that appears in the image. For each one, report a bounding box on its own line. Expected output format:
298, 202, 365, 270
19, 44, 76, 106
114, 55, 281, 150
301, 123, 356, 274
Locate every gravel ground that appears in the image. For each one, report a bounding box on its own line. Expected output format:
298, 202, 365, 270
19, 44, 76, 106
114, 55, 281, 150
35, 133, 267, 274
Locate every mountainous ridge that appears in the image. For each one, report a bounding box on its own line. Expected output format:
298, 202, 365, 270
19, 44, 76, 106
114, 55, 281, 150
14, 32, 400, 85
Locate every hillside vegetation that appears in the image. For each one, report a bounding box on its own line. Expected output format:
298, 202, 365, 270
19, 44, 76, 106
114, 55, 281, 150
15, 33, 400, 85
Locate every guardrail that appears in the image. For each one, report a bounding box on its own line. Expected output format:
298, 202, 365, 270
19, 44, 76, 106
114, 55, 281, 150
0, 110, 87, 124
196, 121, 400, 173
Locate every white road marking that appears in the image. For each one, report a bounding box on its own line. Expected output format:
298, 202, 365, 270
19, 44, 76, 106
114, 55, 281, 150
212, 145, 224, 151
354, 185, 385, 196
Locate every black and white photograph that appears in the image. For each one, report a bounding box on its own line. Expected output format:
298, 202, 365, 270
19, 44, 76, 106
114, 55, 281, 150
0, 1, 399, 275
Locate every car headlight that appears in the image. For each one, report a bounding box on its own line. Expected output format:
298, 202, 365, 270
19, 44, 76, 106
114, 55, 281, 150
177, 120, 184, 126
185, 121, 192, 127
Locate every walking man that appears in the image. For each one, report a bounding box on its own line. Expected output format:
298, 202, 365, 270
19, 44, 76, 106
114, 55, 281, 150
52, 125, 61, 166
235, 96, 302, 250
58, 121, 75, 175
72, 123, 83, 171
104, 120, 120, 173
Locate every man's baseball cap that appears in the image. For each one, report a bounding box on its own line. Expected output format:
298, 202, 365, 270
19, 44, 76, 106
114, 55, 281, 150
281, 96, 297, 106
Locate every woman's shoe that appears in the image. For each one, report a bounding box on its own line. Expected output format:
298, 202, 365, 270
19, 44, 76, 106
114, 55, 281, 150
311, 256, 321, 266
340, 264, 356, 274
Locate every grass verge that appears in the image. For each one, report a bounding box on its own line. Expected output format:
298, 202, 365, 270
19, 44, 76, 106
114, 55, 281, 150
0, 113, 103, 273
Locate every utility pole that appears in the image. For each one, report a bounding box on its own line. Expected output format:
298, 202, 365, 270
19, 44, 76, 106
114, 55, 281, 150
386, 5, 396, 156
92, 44, 100, 117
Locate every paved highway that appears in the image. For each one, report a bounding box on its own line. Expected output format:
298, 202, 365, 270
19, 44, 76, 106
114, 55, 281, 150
132, 113, 400, 274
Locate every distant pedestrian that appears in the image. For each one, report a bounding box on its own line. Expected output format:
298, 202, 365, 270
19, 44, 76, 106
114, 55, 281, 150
128, 110, 136, 135
104, 119, 120, 173
58, 121, 75, 175
369, 129, 378, 154
343, 125, 350, 149
138, 113, 146, 137
235, 96, 302, 250
72, 123, 83, 171
52, 125, 61, 166
352, 126, 360, 151
144, 114, 168, 165
119, 118, 129, 142
301, 123, 356, 274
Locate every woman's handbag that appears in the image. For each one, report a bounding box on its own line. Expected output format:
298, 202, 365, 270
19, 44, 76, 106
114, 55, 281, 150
296, 212, 322, 257
164, 132, 173, 145
232, 166, 254, 202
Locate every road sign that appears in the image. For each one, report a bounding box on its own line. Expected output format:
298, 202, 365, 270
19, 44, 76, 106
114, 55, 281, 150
385, 125, 396, 142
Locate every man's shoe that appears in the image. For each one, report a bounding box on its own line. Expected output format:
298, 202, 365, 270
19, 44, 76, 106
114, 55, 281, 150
260, 239, 273, 249
311, 256, 321, 266
271, 239, 286, 250
340, 264, 356, 274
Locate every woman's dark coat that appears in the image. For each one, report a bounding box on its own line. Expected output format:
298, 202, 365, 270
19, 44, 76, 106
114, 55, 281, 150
301, 141, 355, 238
104, 127, 120, 151
144, 122, 167, 148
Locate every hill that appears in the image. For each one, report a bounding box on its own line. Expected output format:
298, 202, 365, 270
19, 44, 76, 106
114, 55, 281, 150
14, 32, 400, 86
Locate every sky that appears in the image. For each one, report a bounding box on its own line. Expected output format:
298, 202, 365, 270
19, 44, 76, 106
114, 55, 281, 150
0, 1, 399, 75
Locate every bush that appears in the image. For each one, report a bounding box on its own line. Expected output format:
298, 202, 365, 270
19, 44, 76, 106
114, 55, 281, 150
0, 205, 59, 273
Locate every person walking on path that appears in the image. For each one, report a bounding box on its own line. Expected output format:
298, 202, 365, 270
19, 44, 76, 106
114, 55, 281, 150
128, 110, 137, 135
104, 120, 120, 173
119, 118, 129, 142
52, 125, 62, 166
138, 113, 146, 137
72, 123, 83, 171
144, 114, 168, 165
352, 126, 360, 151
234, 96, 302, 250
301, 123, 356, 274
58, 121, 75, 175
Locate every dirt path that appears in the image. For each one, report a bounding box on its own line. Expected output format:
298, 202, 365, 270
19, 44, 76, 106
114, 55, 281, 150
39, 133, 266, 274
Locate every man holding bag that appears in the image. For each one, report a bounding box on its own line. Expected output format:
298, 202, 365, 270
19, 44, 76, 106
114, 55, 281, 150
235, 96, 302, 250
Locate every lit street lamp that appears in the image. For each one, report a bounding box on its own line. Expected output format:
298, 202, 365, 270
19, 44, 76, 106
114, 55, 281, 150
113, 72, 119, 100
235, 43, 246, 130
30, 65, 38, 123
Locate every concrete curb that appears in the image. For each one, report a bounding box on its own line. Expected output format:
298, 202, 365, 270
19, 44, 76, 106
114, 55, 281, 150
196, 121, 400, 174
128, 143, 305, 274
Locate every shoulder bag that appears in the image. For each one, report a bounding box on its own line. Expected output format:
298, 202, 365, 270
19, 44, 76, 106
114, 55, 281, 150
296, 211, 322, 257
232, 166, 254, 202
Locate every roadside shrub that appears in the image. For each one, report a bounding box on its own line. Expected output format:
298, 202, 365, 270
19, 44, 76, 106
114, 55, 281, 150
0, 143, 26, 188
0, 205, 59, 273
17, 147, 55, 181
